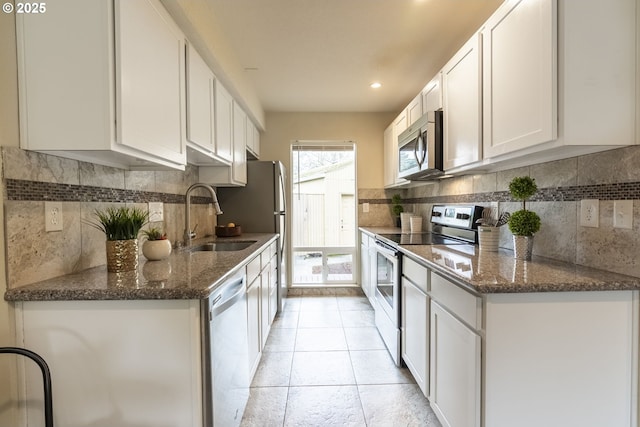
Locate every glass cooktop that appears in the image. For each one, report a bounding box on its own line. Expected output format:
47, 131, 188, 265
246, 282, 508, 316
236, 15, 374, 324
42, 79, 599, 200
377, 232, 468, 246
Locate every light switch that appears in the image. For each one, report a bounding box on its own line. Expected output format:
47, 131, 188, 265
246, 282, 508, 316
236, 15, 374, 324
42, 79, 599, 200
613, 200, 633, 229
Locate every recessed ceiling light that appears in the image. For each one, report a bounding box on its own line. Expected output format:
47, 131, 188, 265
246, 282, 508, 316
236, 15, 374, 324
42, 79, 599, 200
370, 82, 382, 89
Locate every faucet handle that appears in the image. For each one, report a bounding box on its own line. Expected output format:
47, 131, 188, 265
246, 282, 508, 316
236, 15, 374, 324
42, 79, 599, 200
189, 224, 198, 239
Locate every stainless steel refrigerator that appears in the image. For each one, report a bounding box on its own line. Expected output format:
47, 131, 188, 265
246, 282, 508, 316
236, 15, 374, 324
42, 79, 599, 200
217, 161, 287, 312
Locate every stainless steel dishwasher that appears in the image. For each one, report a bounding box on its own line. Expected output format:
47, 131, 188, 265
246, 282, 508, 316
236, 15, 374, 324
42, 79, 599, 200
202, 269, 250, 426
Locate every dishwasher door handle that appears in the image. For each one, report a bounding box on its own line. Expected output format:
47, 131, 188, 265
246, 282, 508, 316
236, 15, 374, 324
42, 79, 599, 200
210, 277, 246, 319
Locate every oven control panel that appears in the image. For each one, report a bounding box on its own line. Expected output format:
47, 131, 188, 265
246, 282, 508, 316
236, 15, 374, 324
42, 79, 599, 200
431, 205, 483, 229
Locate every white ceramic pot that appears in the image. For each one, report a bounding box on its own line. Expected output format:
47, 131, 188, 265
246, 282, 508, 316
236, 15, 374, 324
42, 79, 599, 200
478, 226, 499, 252
142, 239, 172, 261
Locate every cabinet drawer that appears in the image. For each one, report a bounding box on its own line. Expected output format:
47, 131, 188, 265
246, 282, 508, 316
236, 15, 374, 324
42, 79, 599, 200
403, 256, 429, 293
247, 255, 261, 285
430, 273, 480, 330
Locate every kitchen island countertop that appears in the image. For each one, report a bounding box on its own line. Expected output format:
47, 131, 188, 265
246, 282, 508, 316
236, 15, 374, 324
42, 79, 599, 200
361, 227, 640, 294
4, 233, 278, 301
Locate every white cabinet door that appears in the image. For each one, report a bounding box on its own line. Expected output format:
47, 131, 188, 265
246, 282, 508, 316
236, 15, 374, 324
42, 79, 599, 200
360, 233, 371, 299
232, 102, 248, 185
17, 0, 187, 170
430, 301, 481, 427
246, 119, 260, 159
214, 81, 234, 162
18, 300, 202, 427
401, 277, 429, 396
115, 0, 186, 166
186, 43, 215, 155
383, 123, 396, 188
442, 33, 482, 171
268, 254, 278, 324
382, 109, 409, 187
407, 94, 423, 126
247, 275, 261, 378
394, 109, 409, 139
422, 73, 443, 112
260, 262, 270, 348
482, 0, 556, 158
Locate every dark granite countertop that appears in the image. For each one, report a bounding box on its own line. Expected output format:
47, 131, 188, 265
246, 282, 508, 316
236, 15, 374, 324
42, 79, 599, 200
360, 227, 640, 294
4, 233, 278, 301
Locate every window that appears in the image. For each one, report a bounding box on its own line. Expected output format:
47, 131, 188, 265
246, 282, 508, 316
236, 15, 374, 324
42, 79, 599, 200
291, 142, 357, 285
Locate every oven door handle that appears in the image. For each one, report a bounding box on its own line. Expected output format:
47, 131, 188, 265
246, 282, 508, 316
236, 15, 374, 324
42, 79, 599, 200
375, 239, 399, 257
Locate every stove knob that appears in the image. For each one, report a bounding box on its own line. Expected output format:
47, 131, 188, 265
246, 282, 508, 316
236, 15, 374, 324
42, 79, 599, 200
432, 212, 442, 217
456, 213, 470, 220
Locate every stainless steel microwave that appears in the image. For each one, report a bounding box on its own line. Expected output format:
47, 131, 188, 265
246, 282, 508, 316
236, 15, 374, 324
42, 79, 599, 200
398, 110, 443, 180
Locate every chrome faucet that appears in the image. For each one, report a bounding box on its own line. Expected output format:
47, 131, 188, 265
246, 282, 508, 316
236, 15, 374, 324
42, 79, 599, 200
184, 183, 223, 245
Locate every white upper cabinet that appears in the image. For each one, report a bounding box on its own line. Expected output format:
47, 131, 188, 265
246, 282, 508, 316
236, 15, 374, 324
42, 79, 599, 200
422, 73, 443, 113
246, 119, 260, 160
199, 100, 247, 186
482, 0, 557, 158
442, 33, 482, 171
383, 123, 396, 188
17, 0, 186, 170
383, 109, 409, 188
214, 81, 234, 163
407, 94, 423, 126
185, 43, 232, 166
232, 102, 248, 185
479, 0, 636, 167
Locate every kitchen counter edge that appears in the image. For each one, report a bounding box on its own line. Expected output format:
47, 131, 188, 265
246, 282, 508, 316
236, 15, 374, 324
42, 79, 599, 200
360, 227, 640, 294
4, 233, 279, 302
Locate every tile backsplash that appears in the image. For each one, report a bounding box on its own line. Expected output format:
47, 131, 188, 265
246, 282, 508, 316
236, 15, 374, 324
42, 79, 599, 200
358, 145, 640, 279
2, 147, 218, 288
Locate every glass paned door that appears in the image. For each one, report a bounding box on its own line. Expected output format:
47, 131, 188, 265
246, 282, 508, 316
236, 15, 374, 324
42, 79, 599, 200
291, 142, 356, 285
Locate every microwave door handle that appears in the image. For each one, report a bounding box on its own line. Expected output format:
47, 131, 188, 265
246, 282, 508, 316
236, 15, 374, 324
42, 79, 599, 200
418, 130, 427, 165
415, 131, 426, 167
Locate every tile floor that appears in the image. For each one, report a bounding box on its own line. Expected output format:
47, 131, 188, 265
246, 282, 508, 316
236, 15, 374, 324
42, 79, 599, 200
241, 293, 442, 427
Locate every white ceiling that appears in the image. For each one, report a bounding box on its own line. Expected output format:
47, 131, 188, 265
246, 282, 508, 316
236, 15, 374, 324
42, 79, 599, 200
204, 0, 504, 114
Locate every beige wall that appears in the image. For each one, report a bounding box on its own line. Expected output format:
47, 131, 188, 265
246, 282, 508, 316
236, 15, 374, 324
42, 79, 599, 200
260, 112, 395, 189
0, 11, 19, 427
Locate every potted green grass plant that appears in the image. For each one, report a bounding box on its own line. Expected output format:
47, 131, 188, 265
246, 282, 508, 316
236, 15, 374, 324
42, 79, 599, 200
391, 194, 404, 227
141, 227, 172, 261
508, 176, 541, 260
87, 206, 148, 272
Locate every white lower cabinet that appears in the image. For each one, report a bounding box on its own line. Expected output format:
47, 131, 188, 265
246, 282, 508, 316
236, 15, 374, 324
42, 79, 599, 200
260, 253, 271, 348
16, 300, 203, 427
247, 271, 261, 378
401, 277, 429, 396
429, 301, 481, 427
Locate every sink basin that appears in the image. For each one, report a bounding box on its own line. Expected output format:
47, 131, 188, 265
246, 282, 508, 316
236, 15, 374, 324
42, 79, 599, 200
190, 240, 257, 252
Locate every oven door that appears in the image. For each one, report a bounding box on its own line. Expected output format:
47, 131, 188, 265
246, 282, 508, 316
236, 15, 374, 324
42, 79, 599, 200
374, 240, 401, 366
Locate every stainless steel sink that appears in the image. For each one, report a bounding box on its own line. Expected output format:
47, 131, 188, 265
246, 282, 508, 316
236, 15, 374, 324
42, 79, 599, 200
190, 241, 257, 252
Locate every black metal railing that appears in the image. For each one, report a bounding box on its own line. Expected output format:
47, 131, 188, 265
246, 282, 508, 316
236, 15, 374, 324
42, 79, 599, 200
0, 347, 53, 427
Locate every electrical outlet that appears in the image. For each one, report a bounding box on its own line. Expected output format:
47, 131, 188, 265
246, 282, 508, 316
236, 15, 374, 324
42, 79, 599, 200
580, 199, 599, 227
148, 202, 164, 222
45, 202, 63, 232
613, 200, 633, 229
363, 202, 370, 213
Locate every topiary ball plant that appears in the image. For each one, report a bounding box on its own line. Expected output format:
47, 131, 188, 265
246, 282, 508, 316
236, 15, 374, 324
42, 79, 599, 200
391, 194, 404, 217
508, 176, 541, 237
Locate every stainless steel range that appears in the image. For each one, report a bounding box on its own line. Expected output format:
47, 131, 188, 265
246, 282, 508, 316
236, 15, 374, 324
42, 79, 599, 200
373, 205, 483, 366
